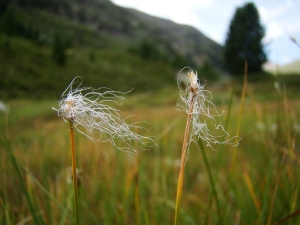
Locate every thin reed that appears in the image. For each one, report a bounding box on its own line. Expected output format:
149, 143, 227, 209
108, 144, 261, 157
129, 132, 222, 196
174, 93, 195, 224
69, 122, 79, 225
174, 69, 240, 224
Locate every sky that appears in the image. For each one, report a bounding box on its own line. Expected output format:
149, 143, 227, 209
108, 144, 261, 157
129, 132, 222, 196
111, 0, 300, 66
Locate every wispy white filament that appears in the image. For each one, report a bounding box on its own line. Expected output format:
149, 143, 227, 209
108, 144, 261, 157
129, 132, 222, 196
176, 68, 241, 150
53, 77, 154, 153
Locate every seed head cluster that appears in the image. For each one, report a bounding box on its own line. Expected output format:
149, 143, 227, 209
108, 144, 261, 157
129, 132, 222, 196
53, 77, 154, 153
177, 69, 241, 150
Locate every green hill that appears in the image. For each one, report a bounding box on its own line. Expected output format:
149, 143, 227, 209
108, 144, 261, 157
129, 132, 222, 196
0, 35, 177, 99
263, 60, 300, 75
0, 0, 224, 99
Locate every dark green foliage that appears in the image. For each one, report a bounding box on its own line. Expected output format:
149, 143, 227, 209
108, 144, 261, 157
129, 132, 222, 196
7, 0, 72, 15
129, 39, 194, 69
0, 0, 10, 15
89, 49, 96, 62
51, 31, 66, 66
0, 5, 40, 42
130, 39, 163, 61
0, 36, 12, 50
78, 7, 86, 23
224, 2, 267, 75
0, 5, 19, 36
171, 53, 190, 69
197, 60, 220, 82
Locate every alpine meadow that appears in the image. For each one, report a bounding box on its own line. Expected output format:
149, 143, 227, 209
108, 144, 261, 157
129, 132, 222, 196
1, 1, 300, 225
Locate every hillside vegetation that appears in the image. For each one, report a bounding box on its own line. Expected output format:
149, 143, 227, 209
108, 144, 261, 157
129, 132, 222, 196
0, 34, 177, 99
0, 1, 224, 99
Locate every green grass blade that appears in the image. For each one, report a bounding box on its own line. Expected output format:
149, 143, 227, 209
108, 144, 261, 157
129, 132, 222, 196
16, 159, 73, 219
198, 140, 221, 217
1, 137, 44, 225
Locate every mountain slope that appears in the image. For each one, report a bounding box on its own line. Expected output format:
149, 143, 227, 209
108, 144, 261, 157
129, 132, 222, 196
0, 35, 176, 99
128, 9, 224, 68
78, 1, 224, 68
0, 0, 225, 99
1, 0, 224, 68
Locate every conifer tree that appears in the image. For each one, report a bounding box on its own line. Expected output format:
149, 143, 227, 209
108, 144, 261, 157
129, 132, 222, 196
224, 2, 267, 75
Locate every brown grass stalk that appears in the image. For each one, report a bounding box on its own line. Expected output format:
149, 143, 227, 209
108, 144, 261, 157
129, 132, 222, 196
69, 122, 79, 225
174, 92, 196, 225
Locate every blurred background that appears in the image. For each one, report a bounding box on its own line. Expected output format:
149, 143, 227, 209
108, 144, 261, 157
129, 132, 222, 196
0, 0, 299, 99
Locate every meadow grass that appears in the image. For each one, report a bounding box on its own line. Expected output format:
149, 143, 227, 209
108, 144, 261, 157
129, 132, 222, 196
1, 79, 300, 224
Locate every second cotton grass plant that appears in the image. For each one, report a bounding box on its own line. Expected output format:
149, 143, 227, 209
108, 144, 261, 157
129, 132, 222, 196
175, 68, 241, 225
52, 77, 154, 225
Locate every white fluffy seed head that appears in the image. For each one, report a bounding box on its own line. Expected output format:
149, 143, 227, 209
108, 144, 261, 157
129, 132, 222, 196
177, 68, 241, 151
53, 77, 155, 153
188, 71, 198, 92
61, 95, 76, 122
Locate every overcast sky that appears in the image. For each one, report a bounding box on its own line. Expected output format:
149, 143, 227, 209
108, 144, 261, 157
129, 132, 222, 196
111, 0, 300, 66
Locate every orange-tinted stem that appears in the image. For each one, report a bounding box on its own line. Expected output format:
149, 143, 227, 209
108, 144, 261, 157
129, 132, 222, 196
69, 122, 79, 225
175, 93, 195, 225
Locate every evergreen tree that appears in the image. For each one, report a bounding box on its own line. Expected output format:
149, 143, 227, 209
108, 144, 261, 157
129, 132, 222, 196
224, 2, 267, 75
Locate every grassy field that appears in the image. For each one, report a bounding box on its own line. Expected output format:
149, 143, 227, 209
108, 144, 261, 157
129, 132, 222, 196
1, 77, 300, 225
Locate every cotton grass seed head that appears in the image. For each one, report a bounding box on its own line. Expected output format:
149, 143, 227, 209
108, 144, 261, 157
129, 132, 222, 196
53, 77, 155, 153
188, 70, 198, 92
177, 68, 241, 150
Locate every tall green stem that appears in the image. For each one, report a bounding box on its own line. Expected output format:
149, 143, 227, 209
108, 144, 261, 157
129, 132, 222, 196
231, 61, 247, 168
69, 122, 79, 225
199, 140, 221, 216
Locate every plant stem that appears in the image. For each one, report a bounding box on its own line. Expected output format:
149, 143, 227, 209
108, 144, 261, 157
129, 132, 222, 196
175, 93, 195, 225
69, 122, 79, 225
134, 156, 141, 225
231, 61, 247, 168
198, 140, 221, 217
133, 122, 141, 225
1, 138, 42, 225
